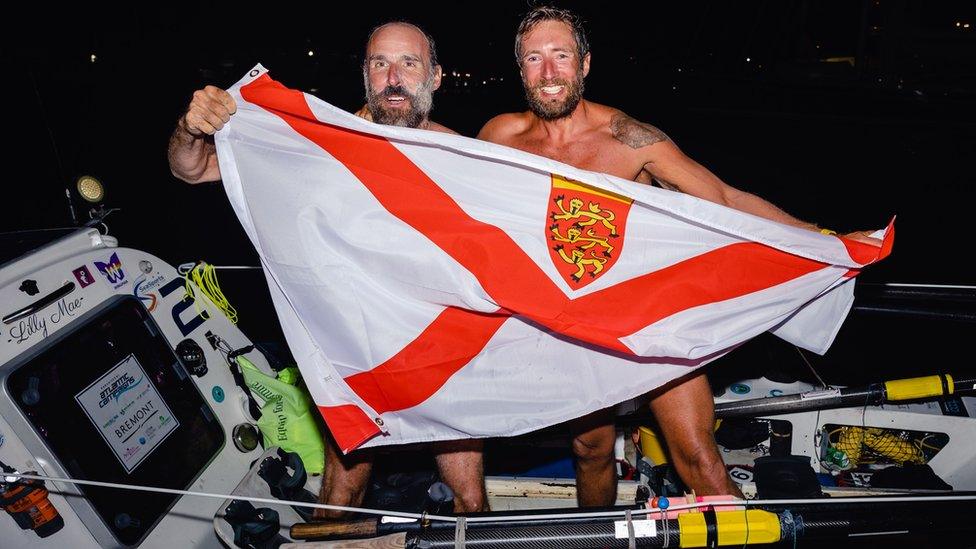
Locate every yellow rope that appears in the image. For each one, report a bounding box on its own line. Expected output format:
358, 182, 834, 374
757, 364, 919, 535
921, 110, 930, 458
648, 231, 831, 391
182, 262, 238, 324
832, 426, 926, 466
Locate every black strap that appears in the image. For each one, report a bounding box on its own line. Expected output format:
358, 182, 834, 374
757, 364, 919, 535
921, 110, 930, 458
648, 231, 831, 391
703, 507, 719, 548
224, 500, 285, 549
204, 333, 262, 419
257, 450, 317, 521
228, 345, 262, 419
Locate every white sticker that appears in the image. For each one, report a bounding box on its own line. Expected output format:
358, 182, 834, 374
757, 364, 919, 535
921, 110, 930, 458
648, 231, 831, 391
614, 518, 657, 538
380, 516, 417, 524
75, 354, 179, 473
800, 388, 841, 400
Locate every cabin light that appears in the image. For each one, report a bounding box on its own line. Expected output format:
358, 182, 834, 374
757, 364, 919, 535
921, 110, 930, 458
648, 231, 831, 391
465, 73, 471, 78
307, 50, 314, 57
76, 175, 108, 222
965, 23, 971, 29
746, 57, 751, 62
90, 53, 97, 63
76, 175, 104, 204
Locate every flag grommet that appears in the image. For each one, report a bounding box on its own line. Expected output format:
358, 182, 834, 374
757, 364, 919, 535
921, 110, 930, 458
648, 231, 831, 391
374, 417, 384, 426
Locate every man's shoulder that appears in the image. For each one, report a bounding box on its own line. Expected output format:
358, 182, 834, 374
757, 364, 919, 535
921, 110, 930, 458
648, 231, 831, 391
477, 112, 532, 143
483, 112, 528, 127
428, 120, 458, 135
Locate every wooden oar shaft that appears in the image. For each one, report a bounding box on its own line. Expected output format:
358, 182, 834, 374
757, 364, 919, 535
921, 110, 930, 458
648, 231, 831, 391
290, 518, 378, 540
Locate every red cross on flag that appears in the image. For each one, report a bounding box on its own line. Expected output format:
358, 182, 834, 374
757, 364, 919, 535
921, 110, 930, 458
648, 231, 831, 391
215, 66, 893, 452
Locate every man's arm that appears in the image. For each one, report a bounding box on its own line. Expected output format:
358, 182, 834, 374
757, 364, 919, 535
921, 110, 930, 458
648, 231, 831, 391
613, 114, 881, 245
167, 86, 237, 184
611, 113, 818, 230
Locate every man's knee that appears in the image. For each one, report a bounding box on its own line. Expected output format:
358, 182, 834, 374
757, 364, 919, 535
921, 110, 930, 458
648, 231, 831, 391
317, 446, 372, 516
437, 466, 487, 512
572, 430, 615, 463
433, 440, 487, 512
452, 486, 488, 513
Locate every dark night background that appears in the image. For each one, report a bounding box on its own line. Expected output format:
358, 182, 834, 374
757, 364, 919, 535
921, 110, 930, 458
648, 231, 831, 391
5, 0, 976, 380
3, 2, 976, 546
4, 3, 976, 388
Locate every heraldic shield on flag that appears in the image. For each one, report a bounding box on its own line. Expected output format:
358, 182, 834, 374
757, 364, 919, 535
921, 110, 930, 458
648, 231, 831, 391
547, 175, 633, 287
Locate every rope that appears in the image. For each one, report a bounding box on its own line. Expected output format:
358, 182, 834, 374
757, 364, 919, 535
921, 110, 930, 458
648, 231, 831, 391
882, 283, 976, 290
181, 261, 238, 324
177, 264, 262, 273
794, 346, 830, 390
660, 505, 670, 548
6, 472, 976, 525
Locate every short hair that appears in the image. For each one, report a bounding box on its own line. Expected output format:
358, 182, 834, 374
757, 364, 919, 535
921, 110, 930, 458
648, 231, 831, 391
514, 6, 590, 63
365, 21, 439, 68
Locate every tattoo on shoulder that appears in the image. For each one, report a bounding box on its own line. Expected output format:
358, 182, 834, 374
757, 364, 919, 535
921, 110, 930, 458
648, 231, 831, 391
610, 114, 670, 149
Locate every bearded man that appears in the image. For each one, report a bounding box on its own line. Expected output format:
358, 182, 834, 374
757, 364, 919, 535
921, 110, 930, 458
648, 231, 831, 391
167, 21, 487, 516
479, 5, 879, 506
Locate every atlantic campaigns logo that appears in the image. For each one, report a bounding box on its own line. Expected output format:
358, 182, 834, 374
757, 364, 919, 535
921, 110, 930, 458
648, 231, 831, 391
94, 252, 127, 289
547, 174, 633, 288
97, 372, 144, 408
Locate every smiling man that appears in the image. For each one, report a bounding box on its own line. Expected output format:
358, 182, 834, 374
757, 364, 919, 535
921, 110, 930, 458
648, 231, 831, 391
479, 6, 879, 506
167, 22, 486, 516
353, 24, 451, 132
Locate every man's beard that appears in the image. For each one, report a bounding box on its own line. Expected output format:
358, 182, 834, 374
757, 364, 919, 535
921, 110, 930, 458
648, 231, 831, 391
524, 70, 585, 121
364, 73, 435, 128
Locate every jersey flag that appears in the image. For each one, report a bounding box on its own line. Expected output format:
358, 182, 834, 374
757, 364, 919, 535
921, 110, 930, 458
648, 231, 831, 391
214, 66, 893, 452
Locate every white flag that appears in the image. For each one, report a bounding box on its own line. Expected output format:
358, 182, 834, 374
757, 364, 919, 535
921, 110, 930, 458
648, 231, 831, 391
214, 66, 892, 452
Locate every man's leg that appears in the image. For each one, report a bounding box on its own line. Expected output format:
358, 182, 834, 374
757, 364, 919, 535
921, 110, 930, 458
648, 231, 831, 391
570, 409, 617, 507
313, 430, 373, 519
431, 439, 488, 512
649, 373, 743, 497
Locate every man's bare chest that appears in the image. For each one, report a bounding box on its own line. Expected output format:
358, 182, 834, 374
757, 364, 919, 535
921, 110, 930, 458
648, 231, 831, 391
516, 136, 644, 181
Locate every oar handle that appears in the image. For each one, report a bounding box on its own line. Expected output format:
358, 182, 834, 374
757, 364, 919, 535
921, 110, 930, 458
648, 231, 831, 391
884, 374, 956, 401
290, 518, 378, 540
